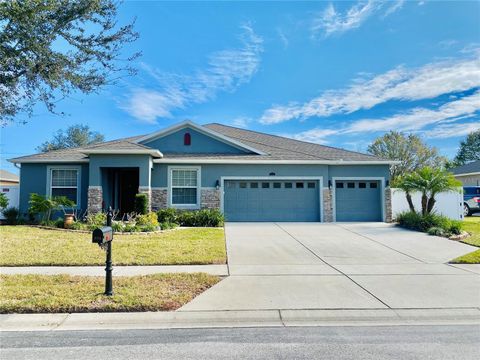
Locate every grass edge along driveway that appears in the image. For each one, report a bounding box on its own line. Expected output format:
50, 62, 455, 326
0, 273, 220, 314
450, 217, 480, 264
0, 226, 226, 266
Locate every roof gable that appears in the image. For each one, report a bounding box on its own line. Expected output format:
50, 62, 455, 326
137, 121, 265, 155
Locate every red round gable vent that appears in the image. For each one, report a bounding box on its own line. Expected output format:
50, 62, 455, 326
184, 132, 191, 146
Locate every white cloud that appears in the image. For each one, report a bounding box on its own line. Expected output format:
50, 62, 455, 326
231, 116, 251, 128
260, 53, 480, 124
122, 25, 263, 123
311, 1, 380, 38
345, 91, 480, 133
290, 128, 339, 144
426, 122, 480, 139
276, 28, 289, 49
310, 1, 404, 39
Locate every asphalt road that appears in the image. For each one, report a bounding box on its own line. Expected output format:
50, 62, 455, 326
1, 325, 479, 360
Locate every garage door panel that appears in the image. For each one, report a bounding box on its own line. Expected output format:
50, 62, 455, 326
224, 180, 320, 222
335, 180, 382, 222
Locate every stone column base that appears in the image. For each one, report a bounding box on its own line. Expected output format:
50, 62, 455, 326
322, 188, 333, 222
201, 188, 221, 209
151, 188, 168, 210
87, 186, 103, 214
385, 187, 393, 223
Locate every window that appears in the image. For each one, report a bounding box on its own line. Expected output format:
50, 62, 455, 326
307, 182, 316, 189
239, 182, 247, 189
226, 181, 236, 189
347, 182, 355, 188
296, 182, 304, 188
250, 182, 258, 188
336, 182, 344, 189
273, 182, 281, 189
262, 182, 270, 189
284, 182, 293, 188
359, 182, 366, 188
370, 182, 378, 189
50, 168, 79, 205
184, 132, 191, 146
171, 168, 199, 206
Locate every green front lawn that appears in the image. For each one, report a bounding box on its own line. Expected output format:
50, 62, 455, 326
0, 226, 226, 266
0, 273, 220, 313
450, 217, 480, 264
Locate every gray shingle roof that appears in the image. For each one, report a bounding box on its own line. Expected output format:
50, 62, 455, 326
450, 160, 480, 175
9, 122, 386, 163
0, 169, 19, 182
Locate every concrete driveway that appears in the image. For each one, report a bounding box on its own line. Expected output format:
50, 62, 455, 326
180, 223, 480, 311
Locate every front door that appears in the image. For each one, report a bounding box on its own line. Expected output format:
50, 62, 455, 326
118, 169, 139, 214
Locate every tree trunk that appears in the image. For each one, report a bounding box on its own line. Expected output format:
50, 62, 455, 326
406, 192, 415, 212
421, 194, 428, 215
427, 197, 436, 214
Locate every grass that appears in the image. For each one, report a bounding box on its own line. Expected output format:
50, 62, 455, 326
450, 216, 480, 264
0, 273, 220, 313
0, 226, 226, 266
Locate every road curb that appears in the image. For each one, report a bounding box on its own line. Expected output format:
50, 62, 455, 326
1, 308, 479, 332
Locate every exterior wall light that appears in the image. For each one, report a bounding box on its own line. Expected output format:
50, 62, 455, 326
215, 180, 220, 190
269, 172, 275, 176
328, 180, 332, 189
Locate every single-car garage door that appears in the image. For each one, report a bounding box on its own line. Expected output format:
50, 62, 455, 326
224, 180, 320, 222
335, 180, 382, 222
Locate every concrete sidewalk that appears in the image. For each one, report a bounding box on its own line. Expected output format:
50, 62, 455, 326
1, 308, 479, 332
0, 265, 229, 276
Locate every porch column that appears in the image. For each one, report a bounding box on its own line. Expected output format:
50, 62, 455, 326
87, 186, 103, 214
138, 156, 153, 212
322, 188, 333, 222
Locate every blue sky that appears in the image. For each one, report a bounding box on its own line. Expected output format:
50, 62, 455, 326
2, 0, 480, 174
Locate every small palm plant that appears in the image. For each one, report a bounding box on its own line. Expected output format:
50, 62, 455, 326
29, 193, 75, 223
395, 167, 462, 215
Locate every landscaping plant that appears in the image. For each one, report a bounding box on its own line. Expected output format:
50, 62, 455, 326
0, 193, 8, 209
28, 193, 75, 223
395, 211, 462, 236
134, 193, 148, 215
2, 207, 19, 225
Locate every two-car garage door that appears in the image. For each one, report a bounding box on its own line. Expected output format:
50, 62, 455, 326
223, 178, 383, 222
224, 180, 320, 222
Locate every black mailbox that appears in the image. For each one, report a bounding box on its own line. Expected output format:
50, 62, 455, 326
92, 226, 113, 245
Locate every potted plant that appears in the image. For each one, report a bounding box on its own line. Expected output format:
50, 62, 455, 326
56, 197, 76, 228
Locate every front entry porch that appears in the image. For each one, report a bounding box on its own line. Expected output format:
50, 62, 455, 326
102, 168, 139, 215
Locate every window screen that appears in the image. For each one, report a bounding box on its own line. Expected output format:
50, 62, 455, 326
50, 169, 78, 204
171, 169, 198, 205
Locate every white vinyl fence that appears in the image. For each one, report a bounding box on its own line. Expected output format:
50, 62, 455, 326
391, 188, 464, 221
0, 186, 19, 220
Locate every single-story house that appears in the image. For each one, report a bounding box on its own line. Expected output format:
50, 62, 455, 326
0, 169, 19, 186
9, 121, 396, 222
450, 160, 480, 186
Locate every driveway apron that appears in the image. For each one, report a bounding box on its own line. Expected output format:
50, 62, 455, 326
179, 223, 480, 312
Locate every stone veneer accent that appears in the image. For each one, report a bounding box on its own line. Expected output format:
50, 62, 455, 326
138, 186, 152, 212
87, 186, 103, 214
201, 188, 221, 209
151, 188, 168, 210
384, 187, 393, 223
322, 188, 333, 222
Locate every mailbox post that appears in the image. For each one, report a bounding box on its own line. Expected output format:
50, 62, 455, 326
92, 206, 114, 296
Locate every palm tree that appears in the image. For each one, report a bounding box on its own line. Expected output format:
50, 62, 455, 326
392, 173, 417, 212
396, 167, 462, 215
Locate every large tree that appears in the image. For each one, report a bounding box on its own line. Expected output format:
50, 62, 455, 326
37, 124, 105, 152
0, 0, 139, 125
453, 130, 480, 166
367, 131, 446, 180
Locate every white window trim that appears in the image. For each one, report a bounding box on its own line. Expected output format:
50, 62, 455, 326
167, 166, 201, 209
331, 177, 385, 222
46, 165, 82, 209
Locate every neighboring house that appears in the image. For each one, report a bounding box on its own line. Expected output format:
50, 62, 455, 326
0, 169, 19, 186
9, 121, 396, 222
450, 160, 480, 186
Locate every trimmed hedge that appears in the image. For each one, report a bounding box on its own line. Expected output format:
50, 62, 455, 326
157, 208, 224, 227
396, 211, 462, 237
134, 194, 148, 215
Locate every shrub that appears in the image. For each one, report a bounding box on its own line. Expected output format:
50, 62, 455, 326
427, 227, 445, 236
70, 221, 86, 231
123, 223, 139, 232
0, 192, 8, 209
40, 219, 56, 227
177, 210, 196, 227
139, 223, 158, 232
160, 222, 177, 230
134, 194, 148, 215
2, 206, 19, 225
136, 212, 159, 227
157, 208, 178, 224
449, 220, 462, 235
54, 217, 64, 228
111, 221, 124, 232
85, 212, 106, 227
195, 209, 224, 227
396, 211, 463, 237
28, 193, 75, 222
